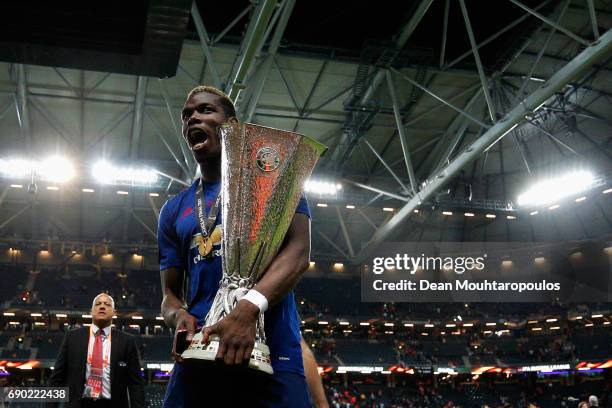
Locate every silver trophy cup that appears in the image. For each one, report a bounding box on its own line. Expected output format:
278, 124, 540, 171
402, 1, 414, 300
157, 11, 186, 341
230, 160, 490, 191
181, 123, 326, 374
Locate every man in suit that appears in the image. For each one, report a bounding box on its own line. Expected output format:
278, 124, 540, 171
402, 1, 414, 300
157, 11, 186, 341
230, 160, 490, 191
50, 293, 145, 408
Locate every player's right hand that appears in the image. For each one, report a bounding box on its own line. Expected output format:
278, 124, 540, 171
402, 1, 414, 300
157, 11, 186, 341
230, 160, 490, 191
172, 308, 198, 362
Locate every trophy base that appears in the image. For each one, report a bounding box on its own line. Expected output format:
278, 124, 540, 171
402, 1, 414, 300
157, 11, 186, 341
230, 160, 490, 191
181, 333, 274, 375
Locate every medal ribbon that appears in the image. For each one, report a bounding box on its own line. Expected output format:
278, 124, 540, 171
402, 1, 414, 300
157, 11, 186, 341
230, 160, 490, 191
195, 179, 221, 257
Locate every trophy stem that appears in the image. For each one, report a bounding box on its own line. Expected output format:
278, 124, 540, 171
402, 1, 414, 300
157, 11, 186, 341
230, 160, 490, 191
203, 275, 267, 344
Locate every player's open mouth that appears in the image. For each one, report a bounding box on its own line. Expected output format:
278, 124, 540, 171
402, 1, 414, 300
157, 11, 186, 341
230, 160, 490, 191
188, 128, 208, 151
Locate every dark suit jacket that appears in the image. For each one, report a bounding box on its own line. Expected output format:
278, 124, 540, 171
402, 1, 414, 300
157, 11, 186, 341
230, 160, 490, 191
49, 327, 145, 408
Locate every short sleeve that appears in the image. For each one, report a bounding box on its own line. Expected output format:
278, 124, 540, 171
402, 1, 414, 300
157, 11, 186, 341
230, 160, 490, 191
295, 193, 311, 219
158, 200, 184, 271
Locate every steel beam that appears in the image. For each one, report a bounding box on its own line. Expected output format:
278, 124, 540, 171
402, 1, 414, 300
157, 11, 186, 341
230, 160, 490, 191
191, 3, 222, 89
15, 64, 31, 148
241, 0, 295, 120
148, 195, 160, 222
362, 139, 410, 194
159, 79, 194, 174
145, 109, 191, 177
335, 207, 354, 257
508, 0, 590, 46
342, 179, 409, 203
0, 203, 33, 231
514, 0, 570, 104
212, 4, 253, 46
354, 28, 612, 262
446, 0, 553, 69
586, 0, 600, 40
440, 0, 450, 68
392, 68, 488, 128
355, 207, 378, 231
225, 0, 278, 102
385, 70, 417, 194
130, 76, 148, 160
335, 0, 434, 168
316, 231, 350, 260
131, 210, 157, 240
0, 98, 15, 123
154, 170, 191, 188
417, 88, 483, 179
458, 0, 496, 122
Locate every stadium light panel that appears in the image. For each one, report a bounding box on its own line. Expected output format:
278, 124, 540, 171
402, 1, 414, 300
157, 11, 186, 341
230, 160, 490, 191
603, 188, 612, 194
517, 171, 594, 206
3, 312, 15, 316
10, 184, 22, 188
304, 180, 341, 196
0, 156, 75, 182
316, 203, 327, 208
359, 322, 370, 326
485, 214, 496, 219
149, 192, 159, 197
442, 211, 453, 216
339, 321, 350, 326
132, 316, 143, 320
462, 323, 474, 327
30, 313, 42, 317
82, 314, 92, 318
575, 196, 586, 202
548, 204, 560, 210
55, 314, 67, 318
46, 186, 59, 191
383, 207, 394, 212
506, 215, 516, 220
384, 322, 394, 327
464, 213, 475, 217
93, 161, 158, 186
530, 211, 539, 216
82, 188, 95, 193
591, 314, 603, 318
424, 323, 434, 328
41, 156, 76, 182
345, 205, 355, 209
584, 323, 594, 327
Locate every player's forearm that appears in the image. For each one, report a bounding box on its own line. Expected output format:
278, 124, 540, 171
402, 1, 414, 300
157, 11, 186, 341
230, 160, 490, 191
253, 214, 310, 306
161, 291, 186, 329
254, 240, 309, 306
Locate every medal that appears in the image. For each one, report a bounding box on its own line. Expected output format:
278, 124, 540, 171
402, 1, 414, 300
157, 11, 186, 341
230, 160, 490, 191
198, 238, 209, 257
195, 179, 221, 259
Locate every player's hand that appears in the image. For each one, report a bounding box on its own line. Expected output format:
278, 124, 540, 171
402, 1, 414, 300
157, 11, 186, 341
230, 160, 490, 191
172, 308, 198, 363
201, 299, 259, 365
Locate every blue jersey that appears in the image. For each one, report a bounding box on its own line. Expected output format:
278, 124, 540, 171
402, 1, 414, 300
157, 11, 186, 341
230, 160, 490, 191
158, 179, 310, 374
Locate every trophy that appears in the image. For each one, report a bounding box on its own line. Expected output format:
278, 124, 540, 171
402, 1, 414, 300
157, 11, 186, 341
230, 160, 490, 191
181, 123, 327, 374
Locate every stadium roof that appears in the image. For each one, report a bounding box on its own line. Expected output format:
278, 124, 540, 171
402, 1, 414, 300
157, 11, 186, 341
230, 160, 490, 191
0, 0, 610, 262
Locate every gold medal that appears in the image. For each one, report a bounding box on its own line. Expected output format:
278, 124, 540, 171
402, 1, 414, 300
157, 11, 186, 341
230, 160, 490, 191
198, 238, 208, 257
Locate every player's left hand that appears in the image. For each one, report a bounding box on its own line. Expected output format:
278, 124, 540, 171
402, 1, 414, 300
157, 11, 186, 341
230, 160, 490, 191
201, 299, 259, 365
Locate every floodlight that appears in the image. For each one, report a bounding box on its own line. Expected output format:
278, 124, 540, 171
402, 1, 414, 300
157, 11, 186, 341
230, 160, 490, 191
40, 156, 75, 182
93, 161, 158, 186
304, 180, 342, 196
517, 171, 594, 206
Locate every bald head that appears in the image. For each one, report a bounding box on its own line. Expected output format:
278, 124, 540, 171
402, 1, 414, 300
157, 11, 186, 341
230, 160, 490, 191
91, 293, 115, 328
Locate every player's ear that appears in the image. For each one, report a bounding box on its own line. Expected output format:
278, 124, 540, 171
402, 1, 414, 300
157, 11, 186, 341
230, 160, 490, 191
227, 116, 239, 124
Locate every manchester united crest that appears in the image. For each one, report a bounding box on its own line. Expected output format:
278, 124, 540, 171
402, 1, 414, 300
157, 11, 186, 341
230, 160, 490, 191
256, 147, 280, 172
